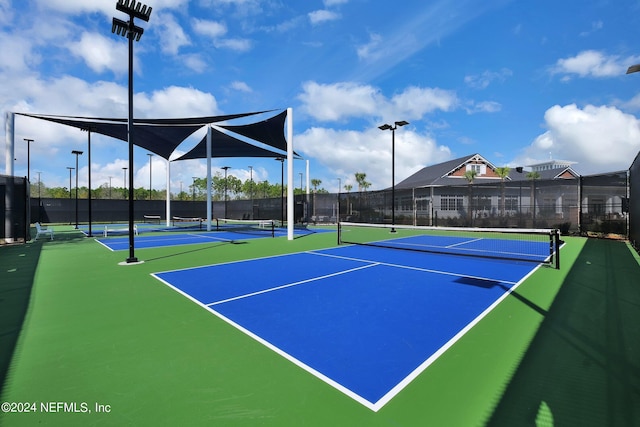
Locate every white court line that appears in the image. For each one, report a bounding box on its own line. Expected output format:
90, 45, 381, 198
206, 262, 379, 306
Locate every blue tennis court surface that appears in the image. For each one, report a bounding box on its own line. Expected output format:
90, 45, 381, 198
152, 242, 543, 411
95, 226, 330, 251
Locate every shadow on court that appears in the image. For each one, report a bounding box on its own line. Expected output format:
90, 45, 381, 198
485, 239, 640, 427
143, 240, 243, 263
0, 240, 42, 397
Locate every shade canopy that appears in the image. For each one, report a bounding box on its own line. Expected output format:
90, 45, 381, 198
175, 126, 297, 161
15, 109, 292, 160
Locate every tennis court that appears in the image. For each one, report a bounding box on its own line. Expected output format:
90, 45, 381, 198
94, 219, 329, 251
3, 222, 639, 427
152, 227, 553, 411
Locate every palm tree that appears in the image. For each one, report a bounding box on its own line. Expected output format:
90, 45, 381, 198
495, 166, 510, 218
344, 184, 353, 216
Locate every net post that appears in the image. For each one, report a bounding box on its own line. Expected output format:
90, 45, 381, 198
337, 221, 342, 245
215, 218, 220, 231
270, 220, 275, 238
554, 229, 561, 269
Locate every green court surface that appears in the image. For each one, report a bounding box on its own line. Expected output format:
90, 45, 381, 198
1, 227, 639, 426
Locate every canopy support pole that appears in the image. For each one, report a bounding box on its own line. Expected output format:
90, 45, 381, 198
287, 108, 294, 240
206, 126, 212, 231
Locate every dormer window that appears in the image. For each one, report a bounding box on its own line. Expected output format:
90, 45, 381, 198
466, 164, 485, 175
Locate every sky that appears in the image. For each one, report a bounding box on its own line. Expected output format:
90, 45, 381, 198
2, 0, 640, 194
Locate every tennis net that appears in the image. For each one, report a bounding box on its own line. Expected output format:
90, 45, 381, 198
215, 218, 275, 237
337, 222, 561, 268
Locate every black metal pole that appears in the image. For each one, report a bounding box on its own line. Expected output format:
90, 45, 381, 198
74, 153, 79, 229
88, 130, 93, 237
126, 24, 137, 263
391, 128, 395, 232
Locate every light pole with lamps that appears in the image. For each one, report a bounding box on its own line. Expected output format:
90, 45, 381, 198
112, 0, 152, 263
221, 166, 230, 218
72, 150, 83, 229
378, 120, 409, 232
248, 165, 253, 219
67, 167, 74, 225
192, 177, 197, 201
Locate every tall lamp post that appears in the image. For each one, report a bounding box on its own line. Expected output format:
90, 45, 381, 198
67, 167, 74, 225
72, 150, 83, 229
221, 166, 230, 218
112, 0, 152, 264
248, 165, 253, 219
378, 120, 409, 232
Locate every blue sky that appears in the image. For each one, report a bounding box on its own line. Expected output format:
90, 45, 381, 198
2, 0, 640, 194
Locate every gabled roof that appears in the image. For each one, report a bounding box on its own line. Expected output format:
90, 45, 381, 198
395, 154, 495, 189
395, 153, 579, 190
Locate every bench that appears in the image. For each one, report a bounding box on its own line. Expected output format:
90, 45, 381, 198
103, 224, 139, 237
34, 222, 53, 240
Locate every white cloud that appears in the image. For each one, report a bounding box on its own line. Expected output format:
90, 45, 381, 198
551, 50, 640, 79
298, 81, 382, 122
67, 32, 128, 74
297, 81, 458, 122
356, 33, 384, 62
135, 86, 220, 118
519, 104, 640, 174
214, 38, 252, 52
308, 10, 341, 25
155, 13, 191, 55
297, 127, 451, 190
324, 0, 348, 6
230, 81, 252, 93
464, 68, 513, 89
192, 19, 228, 39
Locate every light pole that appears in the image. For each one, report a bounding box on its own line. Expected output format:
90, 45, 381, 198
337, 177, 341, 223
378, 120, 409, 232
24, 138, 33, 184
37, 171, 42, 223
147, 153, 153, 200
72, 150, 83, 229
221, 166, 230, 218
109, 176, 113, 199
192, 176, 197, 201
67, 167, 74, 225
248, 165, 253, 219
112, 0, 152, 263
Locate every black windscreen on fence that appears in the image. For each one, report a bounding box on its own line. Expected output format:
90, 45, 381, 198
24, 170, 630, 239
1, 175, 29, 243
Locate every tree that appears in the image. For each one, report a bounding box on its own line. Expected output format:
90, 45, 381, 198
354, 172, 370, 192
495, 166, 511, 217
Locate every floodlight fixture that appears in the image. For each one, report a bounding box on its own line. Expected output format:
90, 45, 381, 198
116, 0, 152, 22
378, 120, 410, 231
627, 64, 640, 74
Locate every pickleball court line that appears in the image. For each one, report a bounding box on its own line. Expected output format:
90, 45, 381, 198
205, 262, 380, 306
